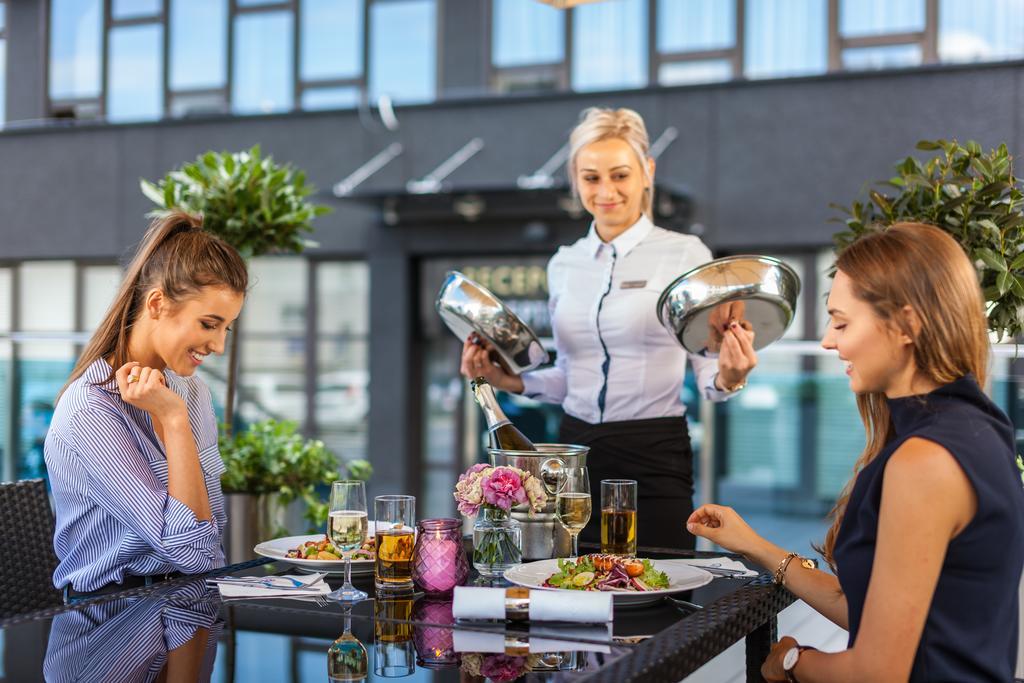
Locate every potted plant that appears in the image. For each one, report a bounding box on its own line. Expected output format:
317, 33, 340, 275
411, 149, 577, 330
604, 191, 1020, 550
219, 418, 372, 562
832, 138, 1024, 340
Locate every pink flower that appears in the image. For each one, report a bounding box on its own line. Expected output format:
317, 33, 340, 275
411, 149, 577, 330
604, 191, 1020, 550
481, 467, 528, 511
523, 474, 548, 514
458, 462, 490, 484
479, 654, 529, 681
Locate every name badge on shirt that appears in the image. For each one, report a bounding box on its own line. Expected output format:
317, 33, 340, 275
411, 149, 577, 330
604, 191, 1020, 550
620, 280, 647, 289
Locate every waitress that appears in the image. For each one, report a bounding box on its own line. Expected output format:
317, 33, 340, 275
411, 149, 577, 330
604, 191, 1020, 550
461, 107, 757, 550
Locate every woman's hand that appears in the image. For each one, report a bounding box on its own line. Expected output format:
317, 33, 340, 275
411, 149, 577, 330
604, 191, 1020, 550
459, 334, 524, 394
686, 504, 763, 558
715, 320, 757, 390
115, 362, 188, 423
761, 636, 798, 682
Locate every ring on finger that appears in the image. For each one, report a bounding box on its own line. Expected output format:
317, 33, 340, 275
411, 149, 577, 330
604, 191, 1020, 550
127, 374, 139, 384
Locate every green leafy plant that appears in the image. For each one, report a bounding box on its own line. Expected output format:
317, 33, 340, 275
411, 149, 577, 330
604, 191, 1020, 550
219, 418, 372, 533
140, 145, 331, 429
832, 138, 1024, 340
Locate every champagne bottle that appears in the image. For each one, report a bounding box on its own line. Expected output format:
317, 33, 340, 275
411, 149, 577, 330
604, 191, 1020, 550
471, 377, 537, 451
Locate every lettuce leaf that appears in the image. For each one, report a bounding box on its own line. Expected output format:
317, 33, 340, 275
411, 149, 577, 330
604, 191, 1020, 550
639, 559, 670, 589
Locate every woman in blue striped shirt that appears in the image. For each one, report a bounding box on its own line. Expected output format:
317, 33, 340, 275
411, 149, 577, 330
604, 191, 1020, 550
45, 210, 248, 595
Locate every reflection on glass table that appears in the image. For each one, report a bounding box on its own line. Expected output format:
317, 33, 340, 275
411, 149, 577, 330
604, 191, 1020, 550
328, 604, 368, 683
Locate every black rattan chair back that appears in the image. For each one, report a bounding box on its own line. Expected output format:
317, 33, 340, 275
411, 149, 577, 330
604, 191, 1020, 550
0, 479, 62, 618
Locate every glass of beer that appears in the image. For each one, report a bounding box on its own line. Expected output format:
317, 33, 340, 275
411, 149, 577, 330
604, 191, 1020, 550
601, 479, 637, 556
554, 467, 591, 559
374, 495, 416, 592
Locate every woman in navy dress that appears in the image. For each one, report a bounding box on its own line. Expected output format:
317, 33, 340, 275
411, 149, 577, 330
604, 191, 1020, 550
688, 222, 1024, 682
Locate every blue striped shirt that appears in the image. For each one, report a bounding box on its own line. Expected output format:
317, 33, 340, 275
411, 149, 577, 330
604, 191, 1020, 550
45, 358, 227, 591
44, 581, 222, 682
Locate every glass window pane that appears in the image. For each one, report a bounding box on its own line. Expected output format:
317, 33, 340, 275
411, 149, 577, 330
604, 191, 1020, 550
745, 0, 827, 79
20, 262, 74, 331
18, 341, 71, 482
814, 354, 863, 498
318, 263, 369, 336
246, 257, 307, 334
82, 266, 122, 332
301, 86, 360, 111
240, 337, 306, 423
657, 0, 735, 53
49, 0, 103, 100
939, 0, 1024, 63
658, 59, 733, 85
839, 0, 924, 37
317, 339, 368, 461
0, 39, 5, 126
0, 4, 6, 32
301, 0, 362, 80
842, 43, 922, 70
170, 91, 228, 117
170, 0, 228, 90
492, 0, 563, 67
112, 0, 161, 19
232, 11, 294, 114
369, 0, 436, 104
237, 0, 283, 5
107, 24, 164, 123
572, 0, 646, 91
0, 269, 12, 332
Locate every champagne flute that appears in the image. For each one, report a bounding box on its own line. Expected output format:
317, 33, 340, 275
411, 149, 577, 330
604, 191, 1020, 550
555, 466, 591, 560
327, 480, 369, 602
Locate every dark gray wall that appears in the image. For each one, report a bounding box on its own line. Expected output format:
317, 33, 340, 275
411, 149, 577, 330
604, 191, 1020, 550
2, 62, 1022, 259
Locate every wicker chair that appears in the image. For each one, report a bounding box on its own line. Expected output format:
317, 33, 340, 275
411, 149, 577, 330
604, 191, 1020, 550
0, 479, 62, 618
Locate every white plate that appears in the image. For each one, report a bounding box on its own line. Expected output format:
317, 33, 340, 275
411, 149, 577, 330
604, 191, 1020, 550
254, 534, 376, 575
503, 559, 714, 607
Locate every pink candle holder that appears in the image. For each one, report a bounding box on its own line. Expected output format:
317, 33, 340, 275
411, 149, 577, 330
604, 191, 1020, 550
412, 518, 469, 596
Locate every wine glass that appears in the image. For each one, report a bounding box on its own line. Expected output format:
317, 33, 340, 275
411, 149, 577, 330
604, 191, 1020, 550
328, 604, 368, 682
555, 466, 591, 560
327, 480, 369, 602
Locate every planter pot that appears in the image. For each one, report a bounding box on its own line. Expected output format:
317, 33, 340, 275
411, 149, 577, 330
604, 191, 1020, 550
223, 493, 293, 564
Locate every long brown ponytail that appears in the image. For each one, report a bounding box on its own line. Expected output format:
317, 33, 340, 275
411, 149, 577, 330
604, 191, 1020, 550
58, 210, 248, 401
816, 222, 990, 571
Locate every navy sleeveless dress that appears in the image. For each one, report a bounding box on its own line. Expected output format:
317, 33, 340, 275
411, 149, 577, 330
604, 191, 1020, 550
833, 374, 1024, 682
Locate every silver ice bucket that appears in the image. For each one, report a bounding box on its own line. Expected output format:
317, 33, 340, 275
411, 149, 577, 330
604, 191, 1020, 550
488, 443, 589, 560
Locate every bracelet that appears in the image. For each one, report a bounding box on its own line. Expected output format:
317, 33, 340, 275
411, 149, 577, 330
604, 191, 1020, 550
774, 552, 798, 585
714, 373, 747, 393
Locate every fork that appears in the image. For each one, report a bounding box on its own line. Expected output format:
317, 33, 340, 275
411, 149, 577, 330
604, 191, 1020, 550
208, 576, 315, 590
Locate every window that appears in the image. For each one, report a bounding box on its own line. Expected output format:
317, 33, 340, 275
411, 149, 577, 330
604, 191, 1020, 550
493, 0, 564, 68
369, 0, 436, 104
112, 0, 161, 20
317, 262, 370, 462
81, 266, 122, 332
107, 24, 164, 122
745, 0, 828, 79
169, 0, 228, 116
656, 0, 739, 85
232, 11, 294, 115
938, 0, 1024, 63
839, 0, 925, 37
49, 0, 103, 109
572, 0, 647, 92
835, 0, 931, 70
0, 1, 5, 125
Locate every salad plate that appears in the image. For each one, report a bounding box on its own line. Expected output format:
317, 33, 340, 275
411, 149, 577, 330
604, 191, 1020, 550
503, 556, 714, 607
254, 534, 375, 575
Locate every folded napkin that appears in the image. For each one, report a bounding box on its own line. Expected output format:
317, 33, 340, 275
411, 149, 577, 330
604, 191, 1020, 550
452, 586, 613, 623
208, 573, 331, 600
452, 624, 612, 654
663, 557, 758, 578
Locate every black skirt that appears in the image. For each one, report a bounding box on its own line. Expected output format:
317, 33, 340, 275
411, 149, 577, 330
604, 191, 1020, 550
559, 414, 696, 552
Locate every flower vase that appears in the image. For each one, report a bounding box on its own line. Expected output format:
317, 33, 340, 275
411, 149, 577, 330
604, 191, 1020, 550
472, 507, 522, 577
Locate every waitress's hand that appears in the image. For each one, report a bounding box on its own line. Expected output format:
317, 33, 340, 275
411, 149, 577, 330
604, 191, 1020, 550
686, 504, 763, 558
715, 320, 757, 391
459, 333, 524, 394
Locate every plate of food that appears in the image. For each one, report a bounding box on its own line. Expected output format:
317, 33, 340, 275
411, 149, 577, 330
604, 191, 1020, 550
503, 554, 714, 606
254, 533, 376, 575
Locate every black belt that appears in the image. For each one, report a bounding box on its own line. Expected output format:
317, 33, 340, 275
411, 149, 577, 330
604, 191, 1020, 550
63, 571, 184, 603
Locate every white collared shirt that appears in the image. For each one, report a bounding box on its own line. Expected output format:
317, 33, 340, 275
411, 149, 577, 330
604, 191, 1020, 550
521, 215, 733, 424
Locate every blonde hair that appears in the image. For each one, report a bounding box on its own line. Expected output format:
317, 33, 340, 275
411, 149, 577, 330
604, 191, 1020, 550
816, 222, 990, 571
568, 107, 654, 219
